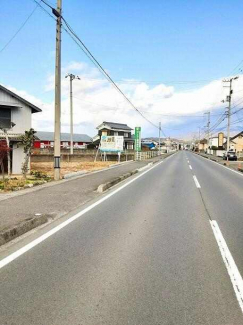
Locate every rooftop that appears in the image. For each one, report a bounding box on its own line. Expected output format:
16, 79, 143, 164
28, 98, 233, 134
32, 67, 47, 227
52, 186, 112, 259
97, 121, 133, 131
0, 84, 42, 114
35, 131, 92, 143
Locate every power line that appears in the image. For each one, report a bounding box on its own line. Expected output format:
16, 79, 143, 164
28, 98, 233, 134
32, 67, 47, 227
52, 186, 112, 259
40, 0, 54, 10
61, 18, 163, 132
32, 0, 56, 20
0, 2, 40, 54
37, 1, 167, 136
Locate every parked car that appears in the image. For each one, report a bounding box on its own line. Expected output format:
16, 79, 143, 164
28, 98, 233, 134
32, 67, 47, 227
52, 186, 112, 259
223, 151, 237, 161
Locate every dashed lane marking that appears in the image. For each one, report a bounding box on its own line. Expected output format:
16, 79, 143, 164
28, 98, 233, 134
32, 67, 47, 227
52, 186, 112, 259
193, 175, 201, 188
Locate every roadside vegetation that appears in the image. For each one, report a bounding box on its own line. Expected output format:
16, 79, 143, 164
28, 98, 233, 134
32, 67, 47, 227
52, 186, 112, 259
0, 170, 52, 192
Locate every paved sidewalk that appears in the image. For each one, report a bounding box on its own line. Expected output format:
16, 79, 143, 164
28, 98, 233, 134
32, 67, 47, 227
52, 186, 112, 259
0, 154, 172, 234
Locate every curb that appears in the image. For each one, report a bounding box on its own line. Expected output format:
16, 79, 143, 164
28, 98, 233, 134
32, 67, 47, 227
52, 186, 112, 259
63, 170, 87, 179
96, 152, 176, 193
97, 170, 138, 193
0, 214, 49, 246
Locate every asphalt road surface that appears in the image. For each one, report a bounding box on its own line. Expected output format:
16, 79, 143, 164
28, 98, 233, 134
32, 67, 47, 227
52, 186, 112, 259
1, 151, 243, 324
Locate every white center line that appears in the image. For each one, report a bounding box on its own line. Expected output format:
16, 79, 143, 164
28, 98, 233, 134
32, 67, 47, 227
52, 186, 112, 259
189, 165, 192, 170
210, 220, 243, 313
193, 175, 201, 188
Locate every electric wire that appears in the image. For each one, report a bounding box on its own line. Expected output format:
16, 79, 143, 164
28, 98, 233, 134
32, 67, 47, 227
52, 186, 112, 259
61, 17, 166, 135
0, 1, 41, 54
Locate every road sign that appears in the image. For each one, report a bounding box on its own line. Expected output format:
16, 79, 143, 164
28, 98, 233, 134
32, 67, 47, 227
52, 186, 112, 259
134, 127, 141, 152
100, 136, 124, 152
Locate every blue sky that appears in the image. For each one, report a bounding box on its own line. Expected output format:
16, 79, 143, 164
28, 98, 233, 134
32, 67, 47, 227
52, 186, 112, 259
1, 0, 243, 138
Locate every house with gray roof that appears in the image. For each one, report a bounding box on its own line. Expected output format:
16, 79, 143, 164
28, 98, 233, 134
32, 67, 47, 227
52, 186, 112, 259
0, 84, 41, 174
93, 121, 134, 150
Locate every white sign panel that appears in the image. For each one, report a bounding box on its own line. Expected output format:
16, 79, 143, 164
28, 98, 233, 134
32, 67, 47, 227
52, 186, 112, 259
100, 136, 124, 152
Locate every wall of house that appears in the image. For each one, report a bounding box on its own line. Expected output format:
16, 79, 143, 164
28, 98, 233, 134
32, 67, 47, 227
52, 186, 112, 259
0, 89, 32, 133
234, 135, 243, 153
98, 129, 131, 138
34, 140, 87, 149
12, 143, 28, 174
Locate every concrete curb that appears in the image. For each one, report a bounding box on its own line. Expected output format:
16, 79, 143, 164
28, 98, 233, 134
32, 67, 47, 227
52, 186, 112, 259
96, 152, 176, 193
63, 170, 87, 179
0, 214, 49, 246
97, 170, 138, 193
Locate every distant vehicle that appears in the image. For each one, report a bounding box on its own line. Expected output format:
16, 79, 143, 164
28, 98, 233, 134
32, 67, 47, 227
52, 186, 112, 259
223, 151, 237, 161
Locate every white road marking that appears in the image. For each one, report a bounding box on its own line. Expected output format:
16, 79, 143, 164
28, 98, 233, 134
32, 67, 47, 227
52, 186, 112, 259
195, 154, 243, 178
137, 162, 155, 172
210, 220, 243, 313
0, 157, 173, 270
189, 165, 192, 170
193, 175, 201, 188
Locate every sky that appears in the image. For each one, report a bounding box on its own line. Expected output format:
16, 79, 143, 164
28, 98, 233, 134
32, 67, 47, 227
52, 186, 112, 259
0, 0, 243, 139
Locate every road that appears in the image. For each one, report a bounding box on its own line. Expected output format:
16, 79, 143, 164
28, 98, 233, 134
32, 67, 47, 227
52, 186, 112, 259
0, 151, 243, 324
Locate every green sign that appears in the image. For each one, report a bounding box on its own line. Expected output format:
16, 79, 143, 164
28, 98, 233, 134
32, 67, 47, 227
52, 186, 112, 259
134, 127, 141, 151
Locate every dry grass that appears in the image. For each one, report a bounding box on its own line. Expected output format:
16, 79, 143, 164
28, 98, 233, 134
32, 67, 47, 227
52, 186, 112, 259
31, 161, 117, 177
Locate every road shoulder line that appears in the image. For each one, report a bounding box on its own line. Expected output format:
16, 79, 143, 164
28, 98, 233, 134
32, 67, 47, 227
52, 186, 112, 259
210, 220, 243, 313
194, 153, 243, 178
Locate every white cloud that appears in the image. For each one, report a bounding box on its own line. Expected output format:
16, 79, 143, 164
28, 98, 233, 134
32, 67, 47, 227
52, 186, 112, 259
6, 61, 243, 138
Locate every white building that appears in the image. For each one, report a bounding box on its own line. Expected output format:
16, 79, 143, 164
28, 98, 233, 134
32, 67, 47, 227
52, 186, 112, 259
0, 85, 41, 174
208, 134, 226, 156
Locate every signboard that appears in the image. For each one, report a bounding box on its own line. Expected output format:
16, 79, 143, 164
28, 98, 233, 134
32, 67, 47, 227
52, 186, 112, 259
218, 132, 224, 147
100, 136, 124, 152
134, 127, 141, 152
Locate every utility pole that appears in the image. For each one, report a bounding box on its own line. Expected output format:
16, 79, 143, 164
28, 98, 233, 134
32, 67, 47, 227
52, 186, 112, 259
158, 122, 161, 155
198, 127, 201, 152
53, 0, 62, 180
65, 73, 80, 155
223, 76, 238, 159
204, 112, 210, 154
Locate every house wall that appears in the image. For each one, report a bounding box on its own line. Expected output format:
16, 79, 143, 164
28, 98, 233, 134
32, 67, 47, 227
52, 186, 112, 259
0, 89, 32, 133
98, 129, 131, 138
34, 140, 87, 149
12, 143, 28, 174
233, 135, 243, 153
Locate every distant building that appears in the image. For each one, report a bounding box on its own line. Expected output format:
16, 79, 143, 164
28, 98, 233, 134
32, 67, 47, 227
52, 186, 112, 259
198, 139, 208, 152
223, 131, 243, 153
93, 121, 134, 150
0, 84, 41, 174
34, 131, 92, 149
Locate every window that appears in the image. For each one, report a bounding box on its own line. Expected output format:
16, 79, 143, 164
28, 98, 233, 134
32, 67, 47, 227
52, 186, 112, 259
114, 131, 118, 136
0, 108, 11, 129
124, 133, 128, 138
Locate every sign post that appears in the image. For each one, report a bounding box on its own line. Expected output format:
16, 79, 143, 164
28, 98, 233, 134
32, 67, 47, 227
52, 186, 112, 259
100, 136, 124, 162
134, 127, 141, 160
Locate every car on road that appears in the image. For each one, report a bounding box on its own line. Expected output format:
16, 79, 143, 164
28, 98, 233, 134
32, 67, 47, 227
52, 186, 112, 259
223, 151, 238, 161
